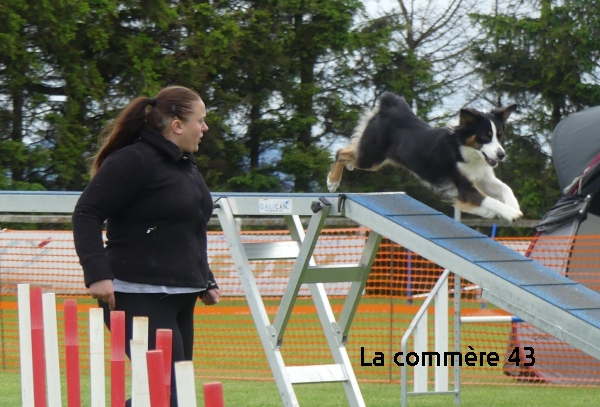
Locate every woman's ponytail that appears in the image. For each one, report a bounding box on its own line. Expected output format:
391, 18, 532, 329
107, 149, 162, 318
91, 97, 154, 176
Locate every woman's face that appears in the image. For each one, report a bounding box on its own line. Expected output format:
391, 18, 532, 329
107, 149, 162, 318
172, 99, 209, 153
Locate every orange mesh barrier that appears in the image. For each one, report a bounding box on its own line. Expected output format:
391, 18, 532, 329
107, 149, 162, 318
1, 229, 600, 386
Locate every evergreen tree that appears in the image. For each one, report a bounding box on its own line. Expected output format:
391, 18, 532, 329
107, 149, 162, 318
471, 0, 600, 141
470, 0, 600, 216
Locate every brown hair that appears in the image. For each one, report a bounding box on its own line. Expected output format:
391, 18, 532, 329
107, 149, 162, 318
91, 85, 202, 176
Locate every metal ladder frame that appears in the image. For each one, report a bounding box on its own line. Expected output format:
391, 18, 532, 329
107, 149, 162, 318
399, 208, 463, 406
213, 195, 382, 407
399, 269, 461, 406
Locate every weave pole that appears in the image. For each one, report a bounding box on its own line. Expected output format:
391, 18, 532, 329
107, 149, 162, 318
156, 329, 173, 398
203, 382, 225, 407
131, 317, 150, 407
174, 361, 198, 407
131, 339, 151, 405
111, 311, 126, 407
18, 284, 35, 407
30, 287, 47, 407
89, 308, 106, 407
147, 350, 169, 407
64, 299, 82, 407
42, 293, 63, 407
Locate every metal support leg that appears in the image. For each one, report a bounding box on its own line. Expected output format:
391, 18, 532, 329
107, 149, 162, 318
286, 213, 381, 407
272, 202, 330, 346
215, 196, 381, 407
214, 198, 299, 406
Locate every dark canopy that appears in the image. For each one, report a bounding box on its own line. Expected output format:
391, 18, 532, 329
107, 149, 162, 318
552, 105, 600, 192
537, 105, 600, 231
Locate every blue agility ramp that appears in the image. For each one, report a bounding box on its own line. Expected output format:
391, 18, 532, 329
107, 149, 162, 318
342, 193, 600, 359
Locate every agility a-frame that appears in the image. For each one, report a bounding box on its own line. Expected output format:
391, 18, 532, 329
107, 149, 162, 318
213, 193, 381, 407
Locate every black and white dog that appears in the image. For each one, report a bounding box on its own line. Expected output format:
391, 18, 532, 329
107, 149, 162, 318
327, 92, 522, 221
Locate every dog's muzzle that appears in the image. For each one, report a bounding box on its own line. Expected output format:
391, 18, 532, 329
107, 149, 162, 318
482, 150, 505, 167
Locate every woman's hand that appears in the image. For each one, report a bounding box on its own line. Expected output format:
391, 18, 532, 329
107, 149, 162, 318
201, 288, 220, 305
89, 279, 116, 310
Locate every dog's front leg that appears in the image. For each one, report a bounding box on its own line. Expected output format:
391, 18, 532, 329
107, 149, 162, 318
457, 196, 522, 221
500, 183, 520, 211
477, 176, 520, 211
454, 175, 522, 221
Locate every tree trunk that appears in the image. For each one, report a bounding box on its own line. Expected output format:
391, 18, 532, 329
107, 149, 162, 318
248, 99, 261, 169
292, 13, 317, 192
10, 87, 25, 182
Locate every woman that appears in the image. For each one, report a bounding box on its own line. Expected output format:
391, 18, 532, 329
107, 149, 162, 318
72, 85, 220, 407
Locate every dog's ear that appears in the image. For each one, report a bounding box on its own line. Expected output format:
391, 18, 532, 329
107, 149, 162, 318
493, 104, 518, 122
459, 108, 479, 125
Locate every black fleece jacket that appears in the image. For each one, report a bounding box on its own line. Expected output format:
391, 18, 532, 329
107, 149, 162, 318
72, 124, 217, 290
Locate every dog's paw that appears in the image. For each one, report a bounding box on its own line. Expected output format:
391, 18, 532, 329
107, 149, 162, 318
327, 180, 340, 192
345, 164, 355, 171
481, 197, 522, 222
497, 206, 523, 222
501, 193, 521, 211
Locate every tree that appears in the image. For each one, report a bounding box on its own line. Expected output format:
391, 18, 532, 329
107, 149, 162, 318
471, 0, 600, 142
275, 0, 364, 192
150, 0, 304, 192
470, 0, 600, 217
0, 0, 178, 190
0, 0, 55, 190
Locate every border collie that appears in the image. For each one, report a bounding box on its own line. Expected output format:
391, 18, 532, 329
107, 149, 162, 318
327, 92, 522, 221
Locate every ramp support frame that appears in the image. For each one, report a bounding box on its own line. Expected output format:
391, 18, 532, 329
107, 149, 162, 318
400, 269, 461, 407
213, 195, 381, 407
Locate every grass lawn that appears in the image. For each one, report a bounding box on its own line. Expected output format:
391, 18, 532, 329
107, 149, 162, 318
1, 296, 515, 384
3, 295, 599, 405
2, 370, 600, 406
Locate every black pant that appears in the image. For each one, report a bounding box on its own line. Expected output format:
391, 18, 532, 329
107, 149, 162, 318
99, 291, 199, 407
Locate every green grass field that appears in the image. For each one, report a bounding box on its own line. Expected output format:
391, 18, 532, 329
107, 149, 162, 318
2, 295, 599, 405
1, 370, 600, 406
2, 296, 514, 384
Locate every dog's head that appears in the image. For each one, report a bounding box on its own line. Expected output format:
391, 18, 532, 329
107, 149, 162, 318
456, 104, 518, 167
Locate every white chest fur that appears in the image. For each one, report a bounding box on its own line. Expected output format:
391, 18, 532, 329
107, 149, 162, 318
457, 146, 495, 184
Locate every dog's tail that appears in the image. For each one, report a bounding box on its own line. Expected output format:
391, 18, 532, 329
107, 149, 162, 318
379, 92, 415, 116
379, 92, 405, 109
350, 92, 412, 145
379, 91, 428, 130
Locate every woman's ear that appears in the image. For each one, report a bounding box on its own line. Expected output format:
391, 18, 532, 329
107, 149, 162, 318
170, 118, 183, 135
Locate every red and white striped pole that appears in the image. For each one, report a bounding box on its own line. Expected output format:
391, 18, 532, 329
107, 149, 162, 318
110, 311, 126, 407
203, 382, 225, 407
30, 287, 47, 407
131, 316, 150, 406
147, 350, 169, 407
43, 293, 62, 407
156, 329, 173, 398
64, 299, 81, 407
89, 308, 106, 407
18, 284, 35, 407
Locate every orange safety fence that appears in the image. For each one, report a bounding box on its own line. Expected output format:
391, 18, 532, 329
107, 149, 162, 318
1, 228, 600, 387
